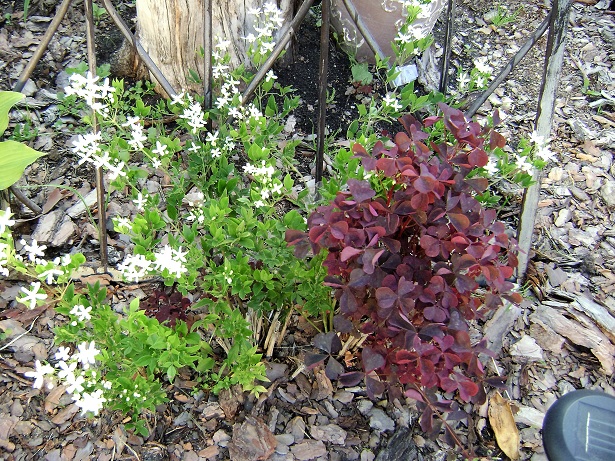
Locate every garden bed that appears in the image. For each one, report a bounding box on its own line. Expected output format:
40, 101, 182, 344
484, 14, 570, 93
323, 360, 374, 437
0, 1, 615, 460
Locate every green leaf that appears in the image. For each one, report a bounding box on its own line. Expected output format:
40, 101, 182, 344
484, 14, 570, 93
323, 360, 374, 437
0, 91, 25, 136
0, 140, 46, 190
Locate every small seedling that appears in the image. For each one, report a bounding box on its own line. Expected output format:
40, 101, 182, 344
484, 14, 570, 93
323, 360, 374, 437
489, 4, 521, 28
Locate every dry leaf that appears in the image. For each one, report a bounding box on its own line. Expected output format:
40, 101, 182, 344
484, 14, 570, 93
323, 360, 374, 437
42, 187, 69, 214
488, 392, 520, 460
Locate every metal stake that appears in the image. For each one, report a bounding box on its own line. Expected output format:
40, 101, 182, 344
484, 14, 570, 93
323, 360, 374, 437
84, 0, 108, 272
439, 0, 456, 93
516, 0, 573, 280
316, 0, 331, 185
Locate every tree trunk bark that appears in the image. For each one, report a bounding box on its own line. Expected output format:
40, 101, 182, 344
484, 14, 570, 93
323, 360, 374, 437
132, 0, 295, 95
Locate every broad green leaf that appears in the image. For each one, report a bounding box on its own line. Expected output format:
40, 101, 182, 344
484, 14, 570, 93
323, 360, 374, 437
0, 140, 46, 190
0, 91, 25, 136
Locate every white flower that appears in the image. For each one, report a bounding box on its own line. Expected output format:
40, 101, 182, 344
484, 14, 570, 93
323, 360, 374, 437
243, 33, 257, 43
118, 253, 152, 282
19, 239, 47, 262
382, 93, 402, 112
152, 245, 188, 278
271, 182, 283, 195
74, 389, 106, 415
103, 381, 112, 390
132, 192, 147, 211
514, 154, 534, 173
24, 360, 55, 389
71, 132, 102, 166
247, 6, 261, 15
151, 158, 162, 169
457, 72, 471, 91
65, 372, 85, 395
484, 157, 499, 175
55, 347, 71, 362
152, 141, 168, 157
254, 200, 265, 208
0, 208, 15, 234
74, 341, 100, 369
180, 102, 206, 133
529, 131, 547, 147
535, 145, 556, 162
170, 91, 186, 105
70, 304, 92, 322
122, 116, 141, 130
260, 41, 276, 53
206, 130, 219, 145
265, 70, 277, 82
16, 282, 47, 310
107, 161, 127, 180
211, 148, 222, 158
38, 267, 64, 285
474, 75, 486, 88
474, 57, 491, 74
56, 360, 78, 380
128, 127, 147, 150
60, 254, 73, 267
213, 64, 229, 79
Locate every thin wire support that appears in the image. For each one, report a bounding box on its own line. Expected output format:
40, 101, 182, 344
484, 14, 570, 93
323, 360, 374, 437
466, 12, 551, 118
84, 0, 108, 271
241, 0, 315, 106
100, 0, 177, 97
439, 0, 455, 93
316, 0, 331, 185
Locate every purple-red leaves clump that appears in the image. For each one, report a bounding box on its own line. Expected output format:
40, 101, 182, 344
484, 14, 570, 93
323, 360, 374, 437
286, 104, 521, 405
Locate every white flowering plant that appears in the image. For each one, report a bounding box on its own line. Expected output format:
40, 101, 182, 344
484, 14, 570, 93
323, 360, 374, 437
4, 1, 334, 428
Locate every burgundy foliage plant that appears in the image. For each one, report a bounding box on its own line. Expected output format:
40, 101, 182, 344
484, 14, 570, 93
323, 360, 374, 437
287, 103, 522, 409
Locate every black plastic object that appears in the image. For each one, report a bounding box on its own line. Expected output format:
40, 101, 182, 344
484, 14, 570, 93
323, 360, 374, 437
542, 389, 615, 461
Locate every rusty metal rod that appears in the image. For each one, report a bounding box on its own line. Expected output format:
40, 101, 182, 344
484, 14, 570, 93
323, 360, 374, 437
316, 0, 330, 185
13, 0, 73, 92
100, 0, 177, 97
84, 0, 108, 272
241, 0, 315, 106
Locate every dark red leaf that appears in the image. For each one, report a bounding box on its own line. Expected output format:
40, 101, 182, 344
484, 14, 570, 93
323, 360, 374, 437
325, 357, 345, 379
347, 179, 376, 203
468, 148, 488, 168
305, 353, 328, 369
339, 371, 364, 387
448, 213, 470, 232
376, 287, 397, 309
457, 378, 479, 402
340, 246, 362, 262
362, 346, 386, 372
411, 193, 429, 211
414, 175, 436, 193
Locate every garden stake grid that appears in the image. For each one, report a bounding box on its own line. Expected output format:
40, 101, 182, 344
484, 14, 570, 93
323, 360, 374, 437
5, 0, 573, 281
